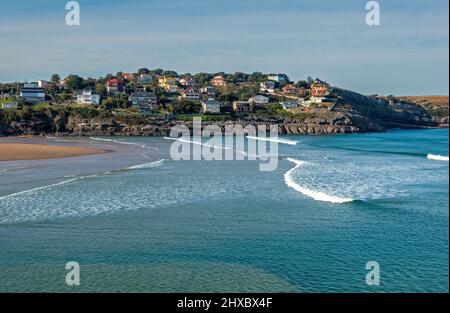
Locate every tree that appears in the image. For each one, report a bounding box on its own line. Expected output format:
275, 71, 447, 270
45, 83, 59, 95
99, 94, 129, 110
95, 83, 107, 98
50, 74, 61, 85
163, 70, 178, 77
233, 72, 248, 83
172, 99, 201, 114
149, 68, 164, 76
235, 85, 259, 101
296, 80, 309, 88
248, 72, 267, 83
137, 68, 150, 75
64, 75, 84, 91
193, 73, 213, 87
83, 78, 97, 90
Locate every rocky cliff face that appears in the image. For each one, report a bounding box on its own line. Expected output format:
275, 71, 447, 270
331, 88, 438, 130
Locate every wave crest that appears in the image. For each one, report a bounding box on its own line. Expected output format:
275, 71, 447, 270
427, 154, 449, 162
284, 158, 354, 204
247, 136, 298, 146
126, 159, 165, 170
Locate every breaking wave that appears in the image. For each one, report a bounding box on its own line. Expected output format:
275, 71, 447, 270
284, 158, 354, 204
427, 154, 449, 162
90, 137, 146, 148
126, 159, 165, 170
0, 178, 78, 201
164, 137, 231, 150
246, 136, 299, 146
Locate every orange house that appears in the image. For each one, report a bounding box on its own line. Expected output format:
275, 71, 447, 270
311, 81, 329, 97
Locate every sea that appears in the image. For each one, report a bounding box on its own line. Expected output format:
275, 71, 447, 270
0, 128, 448, 292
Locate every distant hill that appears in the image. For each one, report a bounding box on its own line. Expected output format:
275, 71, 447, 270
396, 96, 449, 127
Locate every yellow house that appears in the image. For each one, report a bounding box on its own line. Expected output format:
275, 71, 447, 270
158, 76, 178, 92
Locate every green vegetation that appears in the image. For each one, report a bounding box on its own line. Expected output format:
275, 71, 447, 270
254, 103, 293, 119
175, 114, 232, 122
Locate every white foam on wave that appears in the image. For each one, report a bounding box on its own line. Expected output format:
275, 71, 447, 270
0, 173, 101, 201
165, 137, 263, 158
427, 154, 449, 162
164, 137, 231, 150
0, 178, 79, 200
90, 137, 146, 148
0, 166, 28, 173
246, 136, 299, 146
284, 158, 354, 204
126, 159, 165, 170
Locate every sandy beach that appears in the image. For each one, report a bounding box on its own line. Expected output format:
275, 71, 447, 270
0, 143, 109, 161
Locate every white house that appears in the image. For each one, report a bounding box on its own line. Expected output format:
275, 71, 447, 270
260, 81, 276, 93
1, 102, 18, 109
138, 74, 154, 85
202, 98, 221, 113
179, 77, 195, 87
249, 95, 270, 107
200, 86, 216, 98
37, 80, 49, 88
20, 82, 45, 103
181, 88, 200, 100
268, 74, 289, 83
77, 90, 101, 106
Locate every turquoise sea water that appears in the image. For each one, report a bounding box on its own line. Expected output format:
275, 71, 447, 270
0, 129, 448, 292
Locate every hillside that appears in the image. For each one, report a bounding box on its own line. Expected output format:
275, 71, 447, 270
0, 78, 445, 136
397, 95, 449, 127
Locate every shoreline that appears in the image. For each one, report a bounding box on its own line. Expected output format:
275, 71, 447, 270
0, 124, 447, 140
0, 142, 110, 161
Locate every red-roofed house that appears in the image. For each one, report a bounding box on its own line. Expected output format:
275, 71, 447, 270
106, 78, 124, 94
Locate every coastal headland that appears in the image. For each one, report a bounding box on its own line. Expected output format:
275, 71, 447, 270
1, 71, 448, 137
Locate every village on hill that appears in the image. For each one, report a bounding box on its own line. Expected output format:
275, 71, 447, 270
0, 70, 337, 119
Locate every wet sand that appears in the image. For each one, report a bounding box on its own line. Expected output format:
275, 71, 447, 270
0, 143, 109, 161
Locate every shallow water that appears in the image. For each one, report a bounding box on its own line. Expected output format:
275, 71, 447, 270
0, 129, 448, 292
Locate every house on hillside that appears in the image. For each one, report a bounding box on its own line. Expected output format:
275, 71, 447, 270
179, 77, 195, 87
282, 84, 301, 95
232, 101, 252, 114
248, 95, 270, 107
20, 82, 45, 103
310, 79, 330, 103
106, 78, 124, 94
180, 88, 200, 100
158, 76, 178, 92
122, 73, 136, 82
260, 81, 276, 93
211, 75, 228, 87
77, 90, 101, 106
1, 101, 18, 109
129, 91, 158, 111
138, 74, 154, 86
200, 86, 216, 98
268, 73, 290, 83
37, 80, 49, 88
201, 98, 222, 113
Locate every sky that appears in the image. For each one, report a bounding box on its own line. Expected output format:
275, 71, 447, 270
0, 0, 448, 95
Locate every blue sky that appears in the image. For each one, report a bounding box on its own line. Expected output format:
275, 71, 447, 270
0, 0, 448, 95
